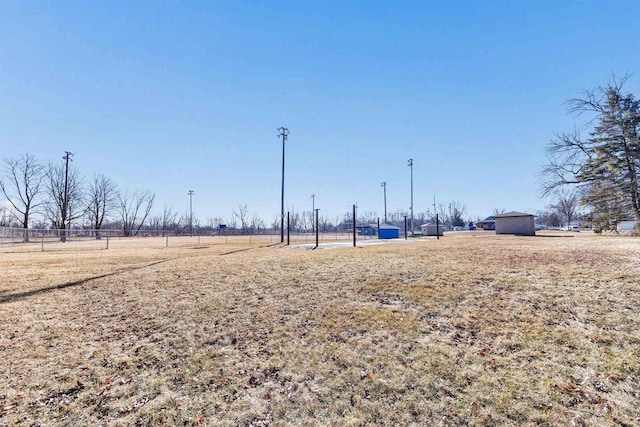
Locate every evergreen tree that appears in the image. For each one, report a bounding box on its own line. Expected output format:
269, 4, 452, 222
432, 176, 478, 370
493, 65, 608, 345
543, 76, 640, 225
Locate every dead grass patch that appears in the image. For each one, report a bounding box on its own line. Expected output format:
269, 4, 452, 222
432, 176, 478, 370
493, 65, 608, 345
1, 232, 639, 425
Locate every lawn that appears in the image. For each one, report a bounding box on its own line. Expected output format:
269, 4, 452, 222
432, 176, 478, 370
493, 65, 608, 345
1, 232, 639, 426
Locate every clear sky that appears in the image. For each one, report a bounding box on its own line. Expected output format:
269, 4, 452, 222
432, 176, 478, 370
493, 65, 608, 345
2, 1, 640, 225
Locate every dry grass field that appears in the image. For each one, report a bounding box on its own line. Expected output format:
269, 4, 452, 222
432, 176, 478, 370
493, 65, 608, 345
1, 232, 639, 426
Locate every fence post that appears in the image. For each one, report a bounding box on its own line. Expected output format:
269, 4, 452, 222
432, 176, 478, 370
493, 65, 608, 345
106, 235, 109, 250
42, 235, 44, 252
166, 235, 169, 248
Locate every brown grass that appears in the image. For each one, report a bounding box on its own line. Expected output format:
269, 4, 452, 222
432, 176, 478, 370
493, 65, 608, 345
1, 232, 639, 426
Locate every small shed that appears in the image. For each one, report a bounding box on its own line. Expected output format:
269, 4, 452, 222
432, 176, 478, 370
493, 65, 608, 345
494, 211, 536, 236
420, 223, 444, 236
379, 224, 400, 239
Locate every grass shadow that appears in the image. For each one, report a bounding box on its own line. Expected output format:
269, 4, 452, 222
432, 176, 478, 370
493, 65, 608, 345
0, 260, 168, 304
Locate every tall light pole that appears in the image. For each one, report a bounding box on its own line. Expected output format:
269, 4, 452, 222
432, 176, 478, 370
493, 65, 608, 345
278, 127, 290, 243
61, 151, 73, 242
311, 194, 315, 234
380, 181, 387, 224
407, 158, 414, 236
188, 190, 194, 237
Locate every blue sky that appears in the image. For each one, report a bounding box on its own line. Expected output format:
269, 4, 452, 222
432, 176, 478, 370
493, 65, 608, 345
2, 1, 640, 224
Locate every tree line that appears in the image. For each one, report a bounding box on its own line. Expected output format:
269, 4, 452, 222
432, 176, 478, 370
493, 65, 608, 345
1, 152, 476, 240
0, 153, 154, 241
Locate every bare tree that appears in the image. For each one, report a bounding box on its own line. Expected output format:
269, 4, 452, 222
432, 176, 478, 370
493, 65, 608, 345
233, 204, 249, 234
178, 209, 198, 235
535, 209, 561, 228
250, 214, 265, 234
319, 213, 331, 232
226, 214, 238, 231
437, 203, 448, 228
492, 208, 506, 216
119, 190, 155, 237
161, 205, 179, 236
270, 214, 280, 233
448, 201, 466, 227
0, 154, 45, 241
208, 216, 226, 231
358, 210, 377, 224
551, 189, 581, 228
299, 210, 311, 233
45, 161, 84, 240
86, 174, 118, 239
414, 211, 429, 226
341, 210, 354, 231
288, 208, 301, 232
388, 209, 409, 228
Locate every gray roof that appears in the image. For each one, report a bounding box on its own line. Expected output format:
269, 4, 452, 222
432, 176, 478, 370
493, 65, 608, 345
494, 211, 535, 218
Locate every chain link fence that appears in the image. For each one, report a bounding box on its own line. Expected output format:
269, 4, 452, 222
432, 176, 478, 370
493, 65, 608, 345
0, 227, 365, 252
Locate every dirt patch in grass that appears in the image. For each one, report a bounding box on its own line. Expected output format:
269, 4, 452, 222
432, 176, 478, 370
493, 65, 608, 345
1, 233, 639, 425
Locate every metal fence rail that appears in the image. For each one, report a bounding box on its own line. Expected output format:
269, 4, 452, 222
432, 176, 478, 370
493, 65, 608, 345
0, 226, 366, 252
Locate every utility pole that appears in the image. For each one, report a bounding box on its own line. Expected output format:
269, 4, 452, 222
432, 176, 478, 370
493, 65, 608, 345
278, 127, 290, 243
380, 181, 387, 224
188, 190, 194, 237
311, 194, 315, 234
61, 151, 73, 242
407, 158, 414, 236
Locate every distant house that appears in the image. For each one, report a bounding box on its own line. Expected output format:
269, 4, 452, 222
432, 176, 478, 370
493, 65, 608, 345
494, 211, 535, 236
476, 216, 495, 230
379, 224, 400, 239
